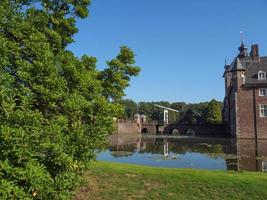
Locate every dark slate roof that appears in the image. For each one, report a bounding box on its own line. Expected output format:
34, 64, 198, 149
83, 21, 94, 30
224, 55, 267, 86
226, 57, 253, 72
244, 57, 267, 86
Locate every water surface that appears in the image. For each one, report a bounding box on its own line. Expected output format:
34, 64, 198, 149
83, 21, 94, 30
97, 134, 267, 172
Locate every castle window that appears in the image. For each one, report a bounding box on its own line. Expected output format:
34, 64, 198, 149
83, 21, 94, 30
258, 71, 266, 80
259, 89, 267, 96
240, 74, 245, 84
259, 105, 267, 117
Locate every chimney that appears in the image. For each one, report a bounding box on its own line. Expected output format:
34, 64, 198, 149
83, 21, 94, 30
250, 44, 260, 61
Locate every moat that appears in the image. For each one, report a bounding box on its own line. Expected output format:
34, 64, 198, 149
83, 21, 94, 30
97, 134, 267, 172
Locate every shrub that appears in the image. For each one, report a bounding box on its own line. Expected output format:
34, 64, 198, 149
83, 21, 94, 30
0, 1, 140, 199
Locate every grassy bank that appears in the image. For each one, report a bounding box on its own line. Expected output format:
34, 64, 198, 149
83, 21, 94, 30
75, 161, 267, 200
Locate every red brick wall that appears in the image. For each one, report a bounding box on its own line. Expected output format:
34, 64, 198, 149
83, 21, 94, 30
253, 88, 267, 139
236, 87, 255, 138
227, 70, 267, 139
223, 54, 267, 138
229, 71, 238, 137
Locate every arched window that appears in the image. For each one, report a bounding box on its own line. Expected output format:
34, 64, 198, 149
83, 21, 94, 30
258, 71, 266, 80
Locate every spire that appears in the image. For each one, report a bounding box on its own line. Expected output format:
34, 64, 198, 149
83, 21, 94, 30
240, 31, 244, 45
238, 31, 248, 58
224, 59, 230, 71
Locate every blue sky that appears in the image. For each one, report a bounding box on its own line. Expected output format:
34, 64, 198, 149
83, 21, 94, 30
68, 0, 267, 103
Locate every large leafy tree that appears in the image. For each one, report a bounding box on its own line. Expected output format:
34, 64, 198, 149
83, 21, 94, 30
122, 100, 222, 125
205, 99, 223, 124
0, 1, 140, 199
119, 99, 139, 119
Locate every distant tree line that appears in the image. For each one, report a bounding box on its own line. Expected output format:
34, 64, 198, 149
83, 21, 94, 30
119, 99, 223, 124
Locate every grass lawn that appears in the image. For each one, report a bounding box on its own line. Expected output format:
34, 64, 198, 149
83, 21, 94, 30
75, 161, 267, 200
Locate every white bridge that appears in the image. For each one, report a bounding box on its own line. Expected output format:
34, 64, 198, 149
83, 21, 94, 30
154, 104, 179, 125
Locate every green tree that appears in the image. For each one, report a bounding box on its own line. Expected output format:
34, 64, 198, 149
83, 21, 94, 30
120, 99, 139, 119
100, 46, 140, 102
0, 1, 140, 199
138, 102, 154, 121
206, 99, 223, 124
170, 102, 186, 122
180, 109, 194, 124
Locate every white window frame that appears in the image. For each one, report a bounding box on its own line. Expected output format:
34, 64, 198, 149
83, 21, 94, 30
259, 88, 267, 96
258, 71, 266, 80
259, 104, 267, 117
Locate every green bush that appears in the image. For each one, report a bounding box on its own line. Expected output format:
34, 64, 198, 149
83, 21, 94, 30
0, 1, 140, 199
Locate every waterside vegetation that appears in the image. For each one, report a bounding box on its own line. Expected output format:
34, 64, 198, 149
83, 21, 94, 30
0, 1, 139, 199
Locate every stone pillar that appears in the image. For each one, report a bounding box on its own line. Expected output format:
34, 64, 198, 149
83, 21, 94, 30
140, 114, 146, 124
134, 114, 141, 124
164, 110, 169, 125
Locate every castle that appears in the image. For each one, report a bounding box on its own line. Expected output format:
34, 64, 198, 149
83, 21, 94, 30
223, 40, 267, 139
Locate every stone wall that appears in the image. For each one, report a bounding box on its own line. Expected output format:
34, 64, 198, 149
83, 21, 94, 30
141, 123, 157, 134
163, 124, 227, 137
117, 122, 141, 134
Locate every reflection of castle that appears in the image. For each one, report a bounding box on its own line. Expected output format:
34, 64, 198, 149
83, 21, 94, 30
236, 139, 267, 172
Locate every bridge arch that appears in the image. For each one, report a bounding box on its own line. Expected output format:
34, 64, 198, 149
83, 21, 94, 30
171, 128, 180, 135
141, 128, 148, 134
186, 128, 196, 136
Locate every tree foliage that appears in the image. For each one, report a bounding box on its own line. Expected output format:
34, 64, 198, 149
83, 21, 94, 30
121, 100, 222, 124
0, 1, 140, 199
100, 46, 140, 101
119, 99, 139, 119
206, 99, 223, 124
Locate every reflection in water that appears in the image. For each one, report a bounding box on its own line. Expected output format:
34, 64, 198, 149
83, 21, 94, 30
97, 134, 267, 172
237, 139, 267, 172
163, 139, 168, 158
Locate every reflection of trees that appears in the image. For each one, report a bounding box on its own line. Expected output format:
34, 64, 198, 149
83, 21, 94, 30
105, 136, 239, 164
109, 144, 136, 157
138, 141, 225, 156
103, 136, 267, 172
104, 134, 141, 158
139, 142, 163, 154
109, 144, 136, 152
111, 151, 135, 158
